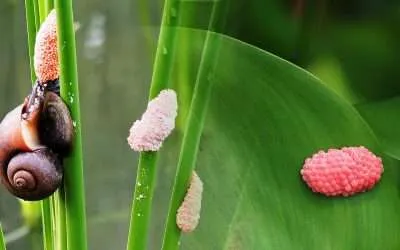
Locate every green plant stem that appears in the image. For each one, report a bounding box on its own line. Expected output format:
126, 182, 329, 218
126, 1, 181, 250
55, 190, 67, 250
0, 224, 5, 250
161, 3, 221, 249
24, 0, 37, 81
55, 0, 87, 250
24, 1, 55, 250
40, 200, 53, 250
37, 2, 56, 247
161, 38, 216, 249
148, 0, 181, 97
126, 153, 158, 250
32, 0, 40, 31
45, 0, 53, 14
38, 0, 46, 23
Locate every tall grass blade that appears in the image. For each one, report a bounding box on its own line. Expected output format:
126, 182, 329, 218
54, 0, 88, 249
24, 0, 38, 81
126, 0, 181, 249
0, 225, 5, 250
41, 199, 54, 250
45, 0, 54, 15
161, 2, 222, 249
32, 0, 40, 31
55, 190, 67, 250
24, 1, 54, 250
38, 0, 46, 23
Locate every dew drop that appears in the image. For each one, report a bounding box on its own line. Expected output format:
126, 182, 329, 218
136, 194, 146, 201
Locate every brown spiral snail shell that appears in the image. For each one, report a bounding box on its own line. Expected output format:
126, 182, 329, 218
0, 81, 73, 201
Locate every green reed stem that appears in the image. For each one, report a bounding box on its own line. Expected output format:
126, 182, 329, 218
0, 224, 5, 250
45, 0, 54, 15
24, 0, 37, 81
32, 0, 40, 31
126, 153, 159, 250
24, 1, 55, 250
55, 0, 88, 249
41, 199, 54, 250
55, 189, 67, 250
126, 1, 181, 250
161, 2, 221, 249
38, 0, 46, 23
38, 6, 55, 250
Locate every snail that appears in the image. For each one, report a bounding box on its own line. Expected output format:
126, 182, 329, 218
0, 81, 73, 201
0, 9, 74, 201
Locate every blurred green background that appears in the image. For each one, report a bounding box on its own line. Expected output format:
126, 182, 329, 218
0, 0, 399, 249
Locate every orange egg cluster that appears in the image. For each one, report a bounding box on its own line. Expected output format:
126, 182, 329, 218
34, 10, 59, 83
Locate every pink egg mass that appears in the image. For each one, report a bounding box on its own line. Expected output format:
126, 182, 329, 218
34, 10, 59, 83
176, 171, 203, 233
300, 146, 383, 197
127, 89, 178, 152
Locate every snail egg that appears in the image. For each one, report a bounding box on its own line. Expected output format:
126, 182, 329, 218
301, 146, 383, 197
176, 172, 203, 233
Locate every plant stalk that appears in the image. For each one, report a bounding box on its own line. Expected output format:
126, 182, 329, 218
126, 0, 181, 249
55, 189, 67, 250
55, 0, 88, 249
0, 224, 5, 250
40, 200, 53, 250
161, 2, 221, 249
45, 0, 54, 17
32, 0, 40, 31
24, 0, 38, 81
38, 0, 46, 23
24, 1, 55, 250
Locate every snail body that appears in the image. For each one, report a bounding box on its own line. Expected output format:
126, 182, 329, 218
39, 91, 74, 156
0, 84, 73, 201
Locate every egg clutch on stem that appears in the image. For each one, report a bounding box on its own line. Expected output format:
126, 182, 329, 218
0, 10, 73, 201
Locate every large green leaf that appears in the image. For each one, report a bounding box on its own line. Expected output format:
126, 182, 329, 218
159, 28, 400, 249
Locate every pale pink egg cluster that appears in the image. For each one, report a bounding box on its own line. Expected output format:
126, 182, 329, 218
127, 89, 178, 152
176, 171, 203, 233
301, 146, 383, 197
34, 10, 59, 83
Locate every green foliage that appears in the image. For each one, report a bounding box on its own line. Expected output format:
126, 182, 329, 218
155, 28, 400, 249
15, 0, 400, 249
126, 0, 179, 248
23, 1, 54, 250
19, 201, 41, 229
0, 225, 5, 250
55, 0, 88, 249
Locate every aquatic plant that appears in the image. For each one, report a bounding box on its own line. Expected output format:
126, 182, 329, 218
0, 0, 396, 250
21, 1, 86, 250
